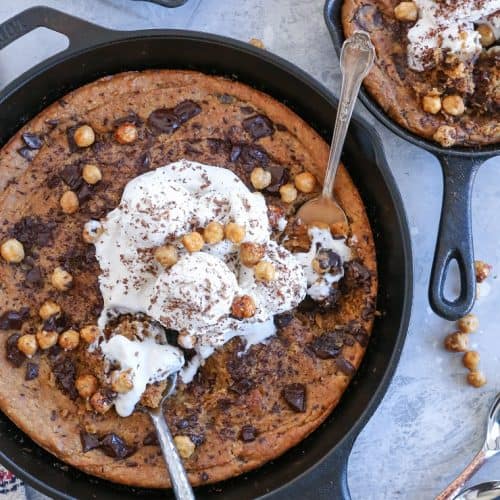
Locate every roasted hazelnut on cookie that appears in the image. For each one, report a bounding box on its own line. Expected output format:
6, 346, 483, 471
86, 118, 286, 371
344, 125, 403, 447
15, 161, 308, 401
82, 164, 102, 184
1, 238, 24, 263
203, 221, 224, 244
477, 24, 495, 47
422, 95, 442, 114
73, 125, 95, 148
279, 183, 298, 203
174, 435, 195, 459
294, 171, 316, 193
225, 223, 246, 244
51, 267, 73, 292
154, 244, 178, 268
182, 232, 204, 253
250, 167, 272, 190
60, 190, 79, 214
394, 2, 418, 22
17, 334, 38, 357
80, 325, 99, 344
58, 329, 80, 351
433, 125, 457, 147
240, 242, 265, 266
90, 390, 114, 414
444, 331, 469, 352
254, 260, 276, 282
39, 300, 61, 320
36, 330, 59, 350
111, 370, 134, 393
115, 123, 138, 144
82, 220, 103, 244
231, 295, 256, 319
442, 95, 465, 116
76, 374, 99, 399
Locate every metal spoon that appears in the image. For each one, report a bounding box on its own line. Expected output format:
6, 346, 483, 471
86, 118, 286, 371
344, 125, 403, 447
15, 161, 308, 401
147, 372, 195, 499
297, 31, 375, 227
436, 393, 500, 500
454, 481, 500, 500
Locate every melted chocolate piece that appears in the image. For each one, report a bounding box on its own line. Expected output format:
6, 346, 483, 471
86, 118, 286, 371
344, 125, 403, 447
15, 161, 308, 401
51, 357, 78, 400
316, 249, 342, 274
174, 100, 202, 123
59, 164, 82, 190
240, 425, 257, 442
282, 383, 306, 412
138, 151, 151, 173
147, 100, 201, 135
297, 295, 316, 313
354, 5, 384, 31
24, 266, 43, 288
240, 106, 254, 115
242, 114, 274, 139
17, 147, 35, 161
11, 216, 56, 251
76, 183, 94, 203
237, 144, 270, 171
336, 358, 356, 376
143, 431, 159, 446
43, 313, 70, 333
265, 165, 289, 193
25, 362, 39, 381
309, 331, 343, 359
80, 431, 100, 452
0, 308, 30, 330
22, 132, 43, 150
342, 260, 371, 291
6, 334, 24, 367
273, 311, 293, 329
317, 285, 341, 312
100, 433, 136, 459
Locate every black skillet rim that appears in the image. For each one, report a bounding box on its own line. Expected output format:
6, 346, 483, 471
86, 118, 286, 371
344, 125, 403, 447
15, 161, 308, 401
0, 20, 413, 499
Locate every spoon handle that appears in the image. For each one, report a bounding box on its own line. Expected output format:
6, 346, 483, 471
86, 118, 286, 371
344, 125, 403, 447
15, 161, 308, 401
435, 449, 486, 500
149, 411, 195, 499
322, 31, 375, 199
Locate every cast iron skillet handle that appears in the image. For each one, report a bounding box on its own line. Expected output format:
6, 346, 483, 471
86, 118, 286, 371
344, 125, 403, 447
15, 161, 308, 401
429, 154, 483, 321
0, 6, 115, 53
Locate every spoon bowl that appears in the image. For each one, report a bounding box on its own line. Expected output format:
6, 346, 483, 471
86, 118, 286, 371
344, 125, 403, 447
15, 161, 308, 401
454, 481, 500, 500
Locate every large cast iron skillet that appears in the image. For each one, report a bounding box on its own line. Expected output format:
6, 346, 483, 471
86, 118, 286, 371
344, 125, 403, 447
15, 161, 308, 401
0, 6, 412, 499
325, 0, 500, 321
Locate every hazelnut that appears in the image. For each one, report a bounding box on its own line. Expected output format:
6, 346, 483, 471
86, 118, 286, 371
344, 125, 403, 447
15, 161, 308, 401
475, 260, 492, 283
442, 95, 465, 116
182, 232, 204, 253
75, 374, 99, 399
90, 390, 114, 414
433, 125, 456, 147
82, 164, 102, 184
1, 238, 25, 263
457, 313, 479, 333
73, 125, 95, 148
250, 167, 272, 190
17, 334, 38, 357
225, 223, 246, 244
444, 331, 469, 352
174, 435, 196, 459
279, 183, 298, 203
254, 260, 276, 282
422, 95, 442, 114
111, 370, 134, 393
51, 267, 73, 292
231, 295, 256, 319
203, 221, 224, 244
467, 370, 486, 388
115, 123, 138, 144
60, 190, 79, 214
39, 300, 61, 320
477, 24, 495, 47
249, 38, 265, 49
463, 351, 480, 371
394, 2, 418, 22
294, 171, 317, 193
154, 244, 178, 268
82, 220, 103, 244
36, 329, 59, 350
240, 242, 265, 266
58, 329, 80, 351
80, 325, 99, 344
178, 332, 195, 349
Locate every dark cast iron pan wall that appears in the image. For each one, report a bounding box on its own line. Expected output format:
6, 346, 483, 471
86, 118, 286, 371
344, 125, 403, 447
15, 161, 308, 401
0, 7, 412, 499
324, 0, 500, 321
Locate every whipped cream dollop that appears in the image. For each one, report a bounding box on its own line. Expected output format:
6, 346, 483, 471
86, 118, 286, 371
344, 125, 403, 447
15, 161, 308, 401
407, 0, 500, 71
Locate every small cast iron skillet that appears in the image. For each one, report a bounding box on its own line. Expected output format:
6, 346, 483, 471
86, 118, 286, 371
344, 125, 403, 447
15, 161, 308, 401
0, 6, 412, 499
325, 0, 500, 321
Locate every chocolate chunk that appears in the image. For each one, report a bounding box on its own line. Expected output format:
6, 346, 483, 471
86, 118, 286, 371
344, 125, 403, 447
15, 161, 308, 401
273, 311, 293, 329
349, 323, 370, 347
138, 151, 151, 173
174, 100, 202, 123
164, 329, 179, 347
76, 183, 94, 203
276, 123, 288, 132
317, 285, 341, 312
22, 132, 43, 150
176, 419, 190, 430
147, 109, 179, 134
6, 334, 25, 367
11, 217, 56, 252
143, 431, 159, 446
46, 175, 61, 189
100, 433, 136, 459
237, 144, 270, 171
240, 425, 257, 442
217, 94, 235, 104
43, 313, 69, 333
189, 433, 204, 447
25, 362, 39, 381
309, 331, 343, 359
392, 53, 407, 81
240, 106, 254, 115
342, 260, 371, 291
336, 358, 356, 376
114, 113, 142, 127
0, 308, 30, 330
354, 5, 384, 31
297, 295, 316, 313
25, 266, 43, 288
51, 357, 78, 400
230, 145, 242, 162
229, 378, 253, 395
59, 164, 82, 190
316, 249, 342, 274
66, 126, 79, 153
265, 165, 289, 192
282, 383, 306, 413
80, 431, 100, 452
242, 114, 274, 139
200, 472, 209, 482
17, 147, 35, 161
207, 138, 231, 155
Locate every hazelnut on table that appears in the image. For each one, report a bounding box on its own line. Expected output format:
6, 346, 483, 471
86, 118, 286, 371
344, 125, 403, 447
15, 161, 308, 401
111, 370, 134, 393
73, 125, 95, 148
457, 313, 479, 333
225, 223, 246, 244
442, 95, 465, 116
203, 221, 224, 244
444, 331, 469, 352
36, 329, 59, 350
182, 232, 204, 253
250, 167, 272, 190
279, 183, 298, 204
240, 242, 265, 266
231, 295, 256, 319
475, 260, 492, 283
394, 2, 418, 22
80, 325, 99, 344
254, 260, 276, 282
82, 164, 102, 184
51, 267, 73, 292
115, 123, 138, 144
1, 238, 24, 263
39, 300, 61, 320
463, 351, 480, 371
467, 370, 486, 388
17, 334, 38, 357
76, 374, 99, 399
422, 95, 442, 114
174, 435, 196, 459
294, 171, 317, 193
154, 244, 178, 268
58, 329, 80, 351
60, 190, 79, 214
